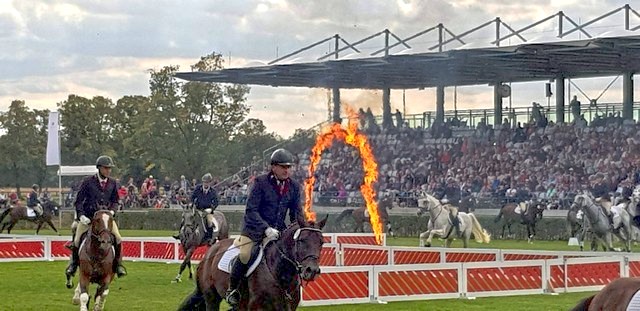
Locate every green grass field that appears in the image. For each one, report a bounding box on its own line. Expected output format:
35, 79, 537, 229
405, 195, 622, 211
1, 228, 618, 310
0, 261, 592, 311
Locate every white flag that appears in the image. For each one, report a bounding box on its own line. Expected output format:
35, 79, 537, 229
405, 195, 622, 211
46, 111, 60, 166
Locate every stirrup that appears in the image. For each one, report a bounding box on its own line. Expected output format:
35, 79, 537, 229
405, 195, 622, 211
226, 289, 240, 306
116, 265, 127, 277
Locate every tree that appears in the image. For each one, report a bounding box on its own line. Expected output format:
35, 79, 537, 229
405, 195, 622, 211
58, 95, 117, 165
0, 101, 49, 193
131, 52, 252, 179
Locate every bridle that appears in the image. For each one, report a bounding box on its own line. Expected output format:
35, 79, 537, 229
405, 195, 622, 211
274, 226, 323, 282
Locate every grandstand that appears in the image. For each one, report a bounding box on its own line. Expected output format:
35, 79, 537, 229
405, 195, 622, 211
177, 5, 640, 209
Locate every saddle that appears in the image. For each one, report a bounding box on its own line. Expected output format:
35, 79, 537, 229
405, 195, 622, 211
218, 241, 265, 277
25, 206, 37, 218
514, 202, 528, 215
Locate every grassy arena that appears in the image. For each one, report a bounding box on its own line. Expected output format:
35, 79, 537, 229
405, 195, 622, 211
1, 228, 614, 310
0, 261, 592, 311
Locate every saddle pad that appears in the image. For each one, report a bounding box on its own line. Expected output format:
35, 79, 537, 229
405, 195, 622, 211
628, 288, 640, 311
576, 210, 584, 220
26, 207, 36, 218
217, 244, 264, 277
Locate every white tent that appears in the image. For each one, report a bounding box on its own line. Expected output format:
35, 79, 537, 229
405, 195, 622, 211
57, 165, 97, 176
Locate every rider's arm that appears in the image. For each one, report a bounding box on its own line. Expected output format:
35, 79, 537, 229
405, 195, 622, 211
244, 180, 269, 234
75, 178, 89, 219
211, 188, 219, 209
108, 180, 119, 213
191, 186, 199, 207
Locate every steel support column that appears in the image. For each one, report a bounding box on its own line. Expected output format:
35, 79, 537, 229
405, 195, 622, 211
623, 72, 634, 120
436, 86, 445, 124
382, 88, 392, 128
555, 76, 565, 123
493, 84, 502, 125
332, 87, 341, 123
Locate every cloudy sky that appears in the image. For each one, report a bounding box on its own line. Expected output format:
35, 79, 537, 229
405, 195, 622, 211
1, 0, 638, 136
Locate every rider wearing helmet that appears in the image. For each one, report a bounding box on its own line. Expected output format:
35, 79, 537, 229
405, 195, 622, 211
65, 155, 127, 278
173, 173, 219, 241
225, 148, 303, 309
27, 184, 43, 217
591, 173, 614, 229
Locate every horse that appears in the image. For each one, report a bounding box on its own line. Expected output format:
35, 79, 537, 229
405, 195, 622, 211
0, 199, 60, 234
173, 206, 229, 283
571, 277, 640, 311
334, 196, 395, 237
494, 200, 545, 243
177, 214, 328, 311
571, 194, 631, 252
69, 210, 117, 311
417, 193, 491, 248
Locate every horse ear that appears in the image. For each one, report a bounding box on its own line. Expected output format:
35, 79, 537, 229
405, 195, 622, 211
317, 214, 329, 230
296, 213, 306, 228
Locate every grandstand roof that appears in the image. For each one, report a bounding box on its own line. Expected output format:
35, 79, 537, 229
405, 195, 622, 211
175, 35, 640, 89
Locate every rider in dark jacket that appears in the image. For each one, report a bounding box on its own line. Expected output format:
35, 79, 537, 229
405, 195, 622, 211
172, 173, 219, 241
225, 148, 303, 309
27, 184, 43, 217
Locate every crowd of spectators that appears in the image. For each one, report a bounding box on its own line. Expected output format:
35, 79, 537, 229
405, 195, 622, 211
291, 110, 640, 209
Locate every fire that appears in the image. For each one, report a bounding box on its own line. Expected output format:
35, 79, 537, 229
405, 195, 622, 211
303, 106, 384, 245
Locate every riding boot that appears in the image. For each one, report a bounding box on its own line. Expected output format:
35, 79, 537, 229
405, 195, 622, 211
226, 259, 248, 309
113, 242, 127, 278
65, 245, 79, 276
172, 226, 182, 240
607, 212, 615, 230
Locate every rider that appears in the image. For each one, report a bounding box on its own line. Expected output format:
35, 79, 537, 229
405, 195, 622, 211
65, 155, 127, 278
442, 177, 461, 234
591, 173, 614, 229
172, 173, 219, 241
225, 148, 303, 309
26, 184, 43, 217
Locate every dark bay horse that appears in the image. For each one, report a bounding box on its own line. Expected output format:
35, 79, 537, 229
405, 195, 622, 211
177, 215, 327, 311
173, 207, 229, 283
494, 201, 545, 242
571, 277, 640, 311
335, 197, 395, 236
0, 199, 60, 234
69, 210, 116, 311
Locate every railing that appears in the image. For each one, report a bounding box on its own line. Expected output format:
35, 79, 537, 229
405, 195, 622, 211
3, 234, 637, 306
377, 101, 640, 129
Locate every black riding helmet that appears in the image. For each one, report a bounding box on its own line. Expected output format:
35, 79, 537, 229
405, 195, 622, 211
32, 184, 39, 190
96, 155, 115, 168
270, 148, 294, 166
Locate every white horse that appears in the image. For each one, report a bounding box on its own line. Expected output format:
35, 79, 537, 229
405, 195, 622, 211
571, 194, 631, 252
417, 193, 491, 248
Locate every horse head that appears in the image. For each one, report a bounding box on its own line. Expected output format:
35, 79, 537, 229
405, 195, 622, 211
278, 214, 328, 282
43, 200, 60, 217
181, 204, 198, 228
530, 201, 545, 221
91, 210, 114, 252
417, 194, 439, 216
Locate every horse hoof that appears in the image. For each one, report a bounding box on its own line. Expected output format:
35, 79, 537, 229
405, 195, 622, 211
171, 278, 181, 283
66, 280, 73, 289
72, 297, 80, 305
424, 243, 431, 247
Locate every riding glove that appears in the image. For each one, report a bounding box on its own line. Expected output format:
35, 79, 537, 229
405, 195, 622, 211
80, 215, 91, 225
204, 208, 212, 213
265, 227, 280, 240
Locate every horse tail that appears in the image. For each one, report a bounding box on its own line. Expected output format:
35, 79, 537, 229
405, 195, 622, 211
176, 284, 205, 311
469, 213, 491, 243
335, 209, 354, 226
570, 294, 595, 311
494, 207, 504, 223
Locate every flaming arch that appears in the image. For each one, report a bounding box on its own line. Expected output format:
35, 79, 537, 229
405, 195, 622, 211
303, 107, 383, 245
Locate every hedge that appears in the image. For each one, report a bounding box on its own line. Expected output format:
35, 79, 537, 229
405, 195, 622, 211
9, 209, 572, 241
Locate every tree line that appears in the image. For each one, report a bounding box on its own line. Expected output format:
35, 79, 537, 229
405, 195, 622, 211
0, 52, 314, 192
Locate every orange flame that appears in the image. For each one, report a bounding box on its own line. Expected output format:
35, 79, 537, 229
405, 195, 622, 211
303, 106, 383, 245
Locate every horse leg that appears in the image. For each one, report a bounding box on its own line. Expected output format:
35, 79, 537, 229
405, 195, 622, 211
174, 247, 194, 282
6, 221, 16, 234
94, 283, 110, 311
204, 290, 222, 311
36, 222, 43, 235
79, 277, 90, 311
72, 284, 81, 305
46, 219, 60, 235
418, 230, 429, 247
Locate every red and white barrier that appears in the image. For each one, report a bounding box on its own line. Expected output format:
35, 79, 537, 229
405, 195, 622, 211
1, 234, 636, 306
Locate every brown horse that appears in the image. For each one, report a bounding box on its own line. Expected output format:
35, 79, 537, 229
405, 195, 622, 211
571, 277, 640, 310
335, 196, 395, 236
177, 215, 328, 311
494, 200, 545, 242
173, 207, 229, 283
0, 199, 60, 234
69, 210, 116, 311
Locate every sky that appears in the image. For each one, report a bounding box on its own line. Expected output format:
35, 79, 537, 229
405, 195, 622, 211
1, 0, 639, 137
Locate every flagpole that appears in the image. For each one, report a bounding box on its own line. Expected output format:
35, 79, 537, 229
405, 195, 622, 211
58, 115, 63, 230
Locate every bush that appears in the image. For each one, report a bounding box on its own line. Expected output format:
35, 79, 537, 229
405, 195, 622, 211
9, 210, 571, 241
